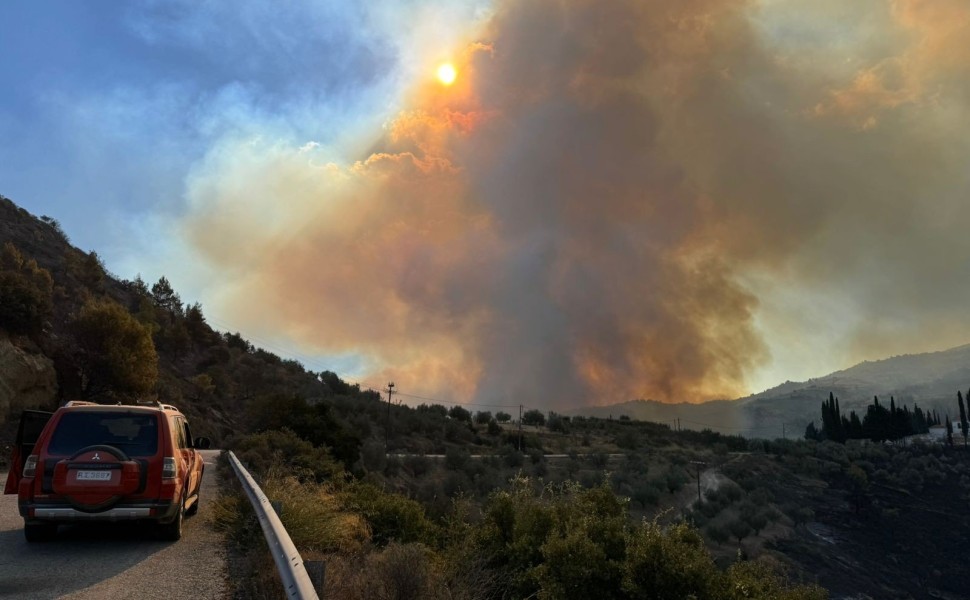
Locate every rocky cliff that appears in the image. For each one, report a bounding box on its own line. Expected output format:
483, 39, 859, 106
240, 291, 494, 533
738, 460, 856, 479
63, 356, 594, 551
0, 334, 58, 428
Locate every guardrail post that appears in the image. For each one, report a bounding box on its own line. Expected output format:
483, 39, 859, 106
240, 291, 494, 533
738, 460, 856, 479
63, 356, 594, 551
306, 560, 326, 597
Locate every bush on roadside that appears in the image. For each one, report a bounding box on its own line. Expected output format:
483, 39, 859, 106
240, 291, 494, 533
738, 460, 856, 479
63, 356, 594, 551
231, 428, 343, 482
338, 482, 440, 546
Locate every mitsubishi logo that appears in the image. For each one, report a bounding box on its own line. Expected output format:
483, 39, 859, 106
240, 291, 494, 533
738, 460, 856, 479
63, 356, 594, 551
91, 452, 102, 461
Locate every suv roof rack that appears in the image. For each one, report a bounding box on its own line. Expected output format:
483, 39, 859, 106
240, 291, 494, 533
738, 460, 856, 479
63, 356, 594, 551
134, 399, 181, 412
63, 400, 100, 407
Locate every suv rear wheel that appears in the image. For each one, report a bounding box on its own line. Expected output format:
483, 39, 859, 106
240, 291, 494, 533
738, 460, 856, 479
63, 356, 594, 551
24, 521, 57, 543
159, 496, 184, 541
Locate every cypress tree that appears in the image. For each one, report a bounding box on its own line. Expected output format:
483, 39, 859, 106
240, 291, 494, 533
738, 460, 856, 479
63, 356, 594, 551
946, 414, 954, 447
862, 396, 893, 443
959, 391, 969, 447
848, 411, 863, 439
890, 397, 898, 441
834, 396, 845, 442
912, 405, 927, 434
821, 393, 838, 441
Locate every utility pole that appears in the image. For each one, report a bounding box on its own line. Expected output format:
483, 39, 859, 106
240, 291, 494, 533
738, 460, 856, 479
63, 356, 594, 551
690, 460, 707, 505
518, 404, 523, 452
385, 382, 395, 452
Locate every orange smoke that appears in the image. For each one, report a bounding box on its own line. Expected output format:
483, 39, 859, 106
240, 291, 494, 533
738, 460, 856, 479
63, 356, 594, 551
181, 0, 970, 407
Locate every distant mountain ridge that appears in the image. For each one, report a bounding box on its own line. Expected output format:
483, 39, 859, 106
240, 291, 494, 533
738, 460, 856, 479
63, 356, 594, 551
569, 343, 970, 438
746, 343, 970, 402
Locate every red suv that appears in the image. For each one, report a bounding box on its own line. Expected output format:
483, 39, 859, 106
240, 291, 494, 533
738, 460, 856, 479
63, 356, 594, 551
4, 401, 210, 542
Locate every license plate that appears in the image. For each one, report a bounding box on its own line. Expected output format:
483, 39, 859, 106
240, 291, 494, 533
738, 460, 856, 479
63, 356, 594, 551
76, 470, 112, 481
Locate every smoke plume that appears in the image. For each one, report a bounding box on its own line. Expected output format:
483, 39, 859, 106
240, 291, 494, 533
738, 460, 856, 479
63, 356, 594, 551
180, 0, 970, 408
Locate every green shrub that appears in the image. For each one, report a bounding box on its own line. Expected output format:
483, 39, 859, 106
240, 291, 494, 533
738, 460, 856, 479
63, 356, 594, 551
624, 521, 722, 599
265, 476, 370, 553
232, 428, 342, 482
211, 473, 368, 554
339, 482, 439, 546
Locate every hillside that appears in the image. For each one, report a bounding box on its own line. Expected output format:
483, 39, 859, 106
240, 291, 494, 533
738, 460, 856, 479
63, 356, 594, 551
571, 344, 970, 438
739, 345, 970, 436
0, 193, 377, 444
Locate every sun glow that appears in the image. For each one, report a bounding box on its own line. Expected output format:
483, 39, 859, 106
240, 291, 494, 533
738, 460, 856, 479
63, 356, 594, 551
437, 63, 457, 85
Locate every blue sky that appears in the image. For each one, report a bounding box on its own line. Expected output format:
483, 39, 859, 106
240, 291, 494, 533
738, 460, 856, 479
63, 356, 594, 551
0, 0, 474, 266
0, 0, 482, 382
1, 1, 386, 248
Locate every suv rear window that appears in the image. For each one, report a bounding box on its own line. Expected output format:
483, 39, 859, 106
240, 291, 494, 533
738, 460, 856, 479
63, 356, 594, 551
47, 412, 160, 457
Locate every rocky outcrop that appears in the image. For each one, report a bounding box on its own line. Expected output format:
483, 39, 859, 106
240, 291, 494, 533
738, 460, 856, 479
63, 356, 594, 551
0, 334, 58, 426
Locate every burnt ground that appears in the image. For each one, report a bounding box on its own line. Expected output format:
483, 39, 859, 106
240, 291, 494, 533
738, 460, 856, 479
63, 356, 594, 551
723, 450, 970, 599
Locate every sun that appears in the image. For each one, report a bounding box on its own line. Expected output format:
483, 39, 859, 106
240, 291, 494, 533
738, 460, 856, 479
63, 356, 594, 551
437, 63, 457, 86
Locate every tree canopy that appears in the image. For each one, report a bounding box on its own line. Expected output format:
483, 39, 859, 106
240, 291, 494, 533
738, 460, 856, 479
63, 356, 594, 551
523, 409, 546, 427
0, 242, 53, 337
72, 298, 158, 399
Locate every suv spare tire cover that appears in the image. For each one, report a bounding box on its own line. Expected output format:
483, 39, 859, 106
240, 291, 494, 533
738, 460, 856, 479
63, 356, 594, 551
52, 445, 140, 512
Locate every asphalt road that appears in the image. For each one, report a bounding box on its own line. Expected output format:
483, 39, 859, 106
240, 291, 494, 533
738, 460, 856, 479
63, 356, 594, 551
0, 449, 228, 600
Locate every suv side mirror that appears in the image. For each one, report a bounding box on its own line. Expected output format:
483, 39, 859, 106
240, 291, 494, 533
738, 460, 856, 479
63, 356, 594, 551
193, 437, 211, 450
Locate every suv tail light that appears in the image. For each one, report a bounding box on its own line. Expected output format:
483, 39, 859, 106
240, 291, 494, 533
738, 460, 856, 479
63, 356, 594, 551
23, 455, 38, 478
162, 457, 176, 480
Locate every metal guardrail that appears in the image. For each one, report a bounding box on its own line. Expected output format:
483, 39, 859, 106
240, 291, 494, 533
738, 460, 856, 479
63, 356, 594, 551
227, 451, 320, 600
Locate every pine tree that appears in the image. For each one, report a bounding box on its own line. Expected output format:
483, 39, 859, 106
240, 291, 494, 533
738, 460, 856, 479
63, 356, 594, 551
151, 276, 183, 315
72, 298, 158, 399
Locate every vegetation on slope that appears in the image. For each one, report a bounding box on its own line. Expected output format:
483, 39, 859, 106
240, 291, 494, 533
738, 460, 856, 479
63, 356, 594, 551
7, 195, 970, 598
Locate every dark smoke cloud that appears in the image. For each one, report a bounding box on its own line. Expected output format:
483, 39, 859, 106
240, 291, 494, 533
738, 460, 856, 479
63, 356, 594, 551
179, 0, 970, 407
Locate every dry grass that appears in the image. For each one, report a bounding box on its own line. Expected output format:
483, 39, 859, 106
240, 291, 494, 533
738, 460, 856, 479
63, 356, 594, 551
321, 542, 498, 600
211, 470, 372, 598
261, 473, 370, 554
